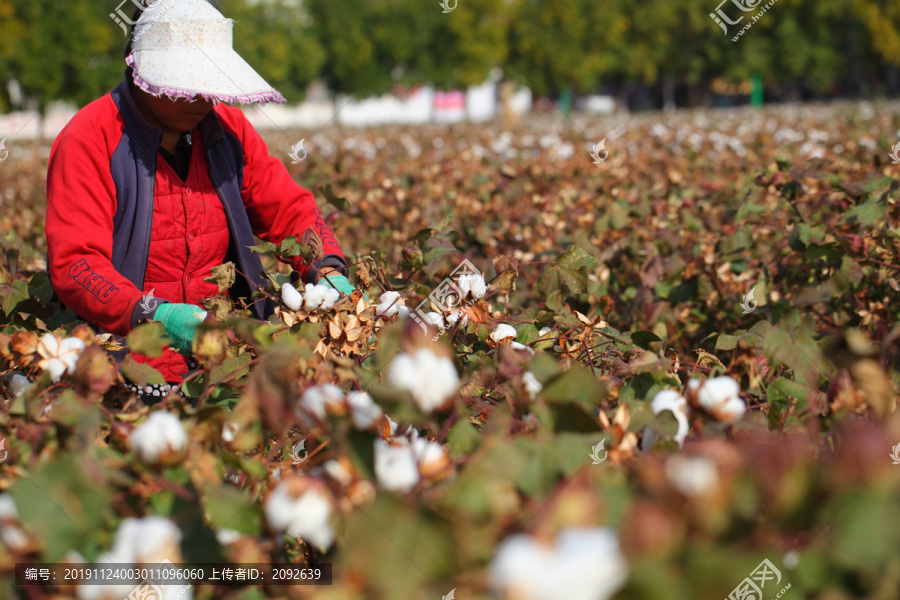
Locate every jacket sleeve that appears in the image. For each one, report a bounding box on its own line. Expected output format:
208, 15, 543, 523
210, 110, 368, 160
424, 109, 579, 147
232, 110, 348, 284
45, 116, 147, 336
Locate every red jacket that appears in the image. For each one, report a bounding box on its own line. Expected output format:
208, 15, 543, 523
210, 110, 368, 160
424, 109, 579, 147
47, 79, 346, 380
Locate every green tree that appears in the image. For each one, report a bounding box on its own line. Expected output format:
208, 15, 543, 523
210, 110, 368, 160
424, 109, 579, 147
220, 0, 326, 101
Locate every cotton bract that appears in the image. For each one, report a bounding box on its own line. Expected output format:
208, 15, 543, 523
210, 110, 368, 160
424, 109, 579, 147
387, 348, 459, 413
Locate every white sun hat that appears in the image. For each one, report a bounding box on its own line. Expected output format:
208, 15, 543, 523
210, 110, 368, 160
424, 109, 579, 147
126, 0, 285, 105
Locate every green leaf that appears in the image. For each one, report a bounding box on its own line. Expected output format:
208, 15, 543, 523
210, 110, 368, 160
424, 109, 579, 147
280, 235, 299, 253
631, 330, 662, 350
247, 241, 279, 255
126, 322, 172, 358
27, 271, 55, 304
1, 280, 28, 316
447, 417, 480, 459
541, 363, 606, 407
10, 454, 113, 561
203, 262, 236, 292
339, 496, 456, 597
715, 334, 739, 351
318, 183, 350, 211
201, 482, 262, 536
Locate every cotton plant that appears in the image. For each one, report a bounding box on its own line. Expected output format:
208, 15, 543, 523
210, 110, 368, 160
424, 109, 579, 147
488, 527, 628, 600
264, 476, 335, 550
386, 347, 459, 414
129, 411, 188, 467
36, 333, 85, 382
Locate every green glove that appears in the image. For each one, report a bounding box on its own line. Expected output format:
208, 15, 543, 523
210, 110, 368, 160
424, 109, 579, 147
152, 303, 207, 352
318, 273, 355, 296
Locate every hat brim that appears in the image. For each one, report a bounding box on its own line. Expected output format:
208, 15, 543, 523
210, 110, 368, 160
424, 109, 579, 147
127, 48, 285, 105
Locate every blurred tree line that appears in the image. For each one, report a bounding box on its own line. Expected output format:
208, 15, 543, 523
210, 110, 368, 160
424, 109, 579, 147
0, 0, 899, 114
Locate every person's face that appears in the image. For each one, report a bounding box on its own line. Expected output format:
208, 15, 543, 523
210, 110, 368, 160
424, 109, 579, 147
135, 88, 215, 133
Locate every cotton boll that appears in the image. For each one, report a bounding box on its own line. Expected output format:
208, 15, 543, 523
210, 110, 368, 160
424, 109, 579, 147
523, 371, 542, 401
322, 459, 353, 487
446, 310, 468, 329
221, 422, 238, 443
264, 477, 335, 550
215, 528, 242, 546
510, 341, 534, 355
321, 287, 340, 310
44, 358, 69, 383
281, 283, 304, 311
397, 305, 410, 319
665, 455, 719, 497
457, 273, 486, 300
376, 291, 402, 317
423, 312, 445, 327
643, 390, 690, 449
386, 348, 459, 414
538, 327, 552, 336
298, 384, 345, 423
411, 437, 452, 479
491, 324, 517, 343
347, 391, 383, 429
8, 374, 30, 398
0, 493, 29, 552
689, 376, 746, 423
129, 411, 188, 466
489, 528, 628, 600
36, 334, 86, 382
374, 438, 420, 493
0, 494, 17, 520
112, 516, 183, 563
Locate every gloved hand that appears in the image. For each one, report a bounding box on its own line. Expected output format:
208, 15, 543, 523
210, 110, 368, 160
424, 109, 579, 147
318, 273, 356, 296
152, 303, 207, 352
